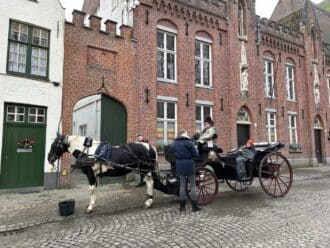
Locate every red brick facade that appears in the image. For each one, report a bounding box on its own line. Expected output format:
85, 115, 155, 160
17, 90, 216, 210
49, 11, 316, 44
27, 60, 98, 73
62, 0, 330, 185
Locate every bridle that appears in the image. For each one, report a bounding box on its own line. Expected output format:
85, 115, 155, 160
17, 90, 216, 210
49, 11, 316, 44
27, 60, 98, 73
48, 135, 69, 168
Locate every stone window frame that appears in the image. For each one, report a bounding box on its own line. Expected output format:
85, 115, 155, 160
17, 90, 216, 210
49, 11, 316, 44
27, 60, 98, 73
195, 36, 212, 88
265, 109, 277, 142
7, 20, 50, 79
156, 96, 177, 152
156, 25, 177, 84
285, 62, 296, 102
263, 55, 275, 99
288, 111, 298, 145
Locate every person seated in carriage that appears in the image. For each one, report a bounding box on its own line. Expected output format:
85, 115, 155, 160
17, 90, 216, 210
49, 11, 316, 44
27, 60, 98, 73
236, 138, 256, 181
193, 116, 220, 162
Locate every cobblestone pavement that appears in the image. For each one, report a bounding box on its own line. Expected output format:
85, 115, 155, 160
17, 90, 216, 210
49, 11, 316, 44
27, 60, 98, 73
1, 166, 330, 247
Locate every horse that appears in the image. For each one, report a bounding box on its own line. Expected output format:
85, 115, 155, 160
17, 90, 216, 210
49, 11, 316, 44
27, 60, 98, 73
47, 134, 168, 213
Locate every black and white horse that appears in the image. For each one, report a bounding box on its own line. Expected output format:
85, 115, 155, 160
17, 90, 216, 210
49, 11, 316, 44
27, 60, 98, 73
47, 134, 165, 213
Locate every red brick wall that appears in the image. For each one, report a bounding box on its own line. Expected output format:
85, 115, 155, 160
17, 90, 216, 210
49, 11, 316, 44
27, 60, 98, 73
61, 11, 138, 186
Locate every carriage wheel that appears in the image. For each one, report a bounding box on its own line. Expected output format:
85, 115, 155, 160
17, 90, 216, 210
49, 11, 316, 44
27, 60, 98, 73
258, 152, 293, 198
225, 178, 253, 192
186, 167, 219, 206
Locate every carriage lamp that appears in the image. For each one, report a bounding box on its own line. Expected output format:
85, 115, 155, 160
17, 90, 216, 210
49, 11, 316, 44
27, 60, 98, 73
144, 87, 150, 104
52, 81, 60, 87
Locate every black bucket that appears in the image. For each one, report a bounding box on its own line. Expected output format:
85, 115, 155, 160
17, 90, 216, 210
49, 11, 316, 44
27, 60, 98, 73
58, 199, 75, 216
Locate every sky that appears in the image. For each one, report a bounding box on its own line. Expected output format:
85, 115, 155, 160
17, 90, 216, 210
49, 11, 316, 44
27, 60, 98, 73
59, 0, 325, 19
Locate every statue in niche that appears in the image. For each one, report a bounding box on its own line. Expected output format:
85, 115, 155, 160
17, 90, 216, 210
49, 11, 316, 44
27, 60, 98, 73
241, 64, 248, 91
314, 85, 320, 104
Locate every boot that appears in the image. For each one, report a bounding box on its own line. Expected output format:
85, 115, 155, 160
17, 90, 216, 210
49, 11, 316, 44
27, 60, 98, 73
179, 201, 186, 211
192, 200, 202, 212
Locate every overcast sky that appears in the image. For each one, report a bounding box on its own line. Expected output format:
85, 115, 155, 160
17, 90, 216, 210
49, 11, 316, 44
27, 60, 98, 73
59, 0, 325, 19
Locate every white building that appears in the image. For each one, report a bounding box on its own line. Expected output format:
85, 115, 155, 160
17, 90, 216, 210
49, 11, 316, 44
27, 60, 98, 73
0, 0, 65, 190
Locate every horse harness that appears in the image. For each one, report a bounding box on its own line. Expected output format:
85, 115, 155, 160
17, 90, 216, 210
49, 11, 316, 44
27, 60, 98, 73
73, 137, 157, 174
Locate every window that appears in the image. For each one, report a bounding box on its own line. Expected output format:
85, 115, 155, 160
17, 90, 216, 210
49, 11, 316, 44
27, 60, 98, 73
195, 40, 212, 87
79, 124, 87, 136
157, 101, 176, 150
157, 30, 176, 82
264, 59, 275, 98
7, 21, 49, 78
266, 112, 277, 142
6, 105, 25, 122
286, 64, 295, 101
288, 114, 297, 144
327, 76, 330, 105
195, 105, 212, 133
28, 107, 45, 123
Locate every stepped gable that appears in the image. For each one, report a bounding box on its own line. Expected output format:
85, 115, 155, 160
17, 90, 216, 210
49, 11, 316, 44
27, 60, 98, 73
258, 17, 304, 55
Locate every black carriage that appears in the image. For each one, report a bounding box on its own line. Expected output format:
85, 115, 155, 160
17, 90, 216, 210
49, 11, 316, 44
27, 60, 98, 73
164, 141, 293, 206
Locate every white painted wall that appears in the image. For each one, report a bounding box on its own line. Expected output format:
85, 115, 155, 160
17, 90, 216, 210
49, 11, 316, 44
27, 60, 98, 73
96, 0, 139, 34
0, 0, 65, 173
73, 94, 101, 141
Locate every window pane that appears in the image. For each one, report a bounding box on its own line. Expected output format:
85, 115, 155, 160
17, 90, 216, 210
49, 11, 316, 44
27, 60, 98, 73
33, 28, 49, 47
10, 22, 28, 42
195, 42, 201, 57
8, 42, 27, 73
37, 116, 44, 123
157, 102, 164, 118
196, 106, 201, 121
167, 122, 175, 143
17, 114, 24, 122
196, 123, 202, 134
157, 32, 164, 49
31, 47, 48, 76
203, 44, 210, 59
17, 107, 25, 114
167, 53, 175, 80
166, 34, 175, 51
29, 107, 36, 115
167, 103, 175, 119
195, 60, 201, 85
7, 106, 15, 113
37, 108, 45, 115
29, 115, 36, 123
157, 121, 164, 147
157, 51, 164, 78
203, 106, 211, 118
7, 114, 15, 122
203, 61, 210, 86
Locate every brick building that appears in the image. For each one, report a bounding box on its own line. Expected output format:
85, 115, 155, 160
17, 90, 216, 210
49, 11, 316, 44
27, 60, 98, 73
61, 0, 330, 185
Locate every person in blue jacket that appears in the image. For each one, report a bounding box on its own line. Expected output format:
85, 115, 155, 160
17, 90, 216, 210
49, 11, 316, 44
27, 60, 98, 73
172, 129, 201, 212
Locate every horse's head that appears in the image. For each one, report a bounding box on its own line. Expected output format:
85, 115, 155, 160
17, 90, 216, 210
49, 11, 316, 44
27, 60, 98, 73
47, 134, 69, 165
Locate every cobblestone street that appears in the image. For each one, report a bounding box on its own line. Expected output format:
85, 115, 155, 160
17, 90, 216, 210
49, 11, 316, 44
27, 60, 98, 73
1, 167, 330, 247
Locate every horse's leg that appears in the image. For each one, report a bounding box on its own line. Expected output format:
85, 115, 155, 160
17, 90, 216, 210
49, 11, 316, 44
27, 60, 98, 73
83, 166, 98, 213
144, 172, 154, 208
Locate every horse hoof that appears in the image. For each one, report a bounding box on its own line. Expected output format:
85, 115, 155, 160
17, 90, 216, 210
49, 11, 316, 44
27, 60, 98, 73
85, 209, 95, 214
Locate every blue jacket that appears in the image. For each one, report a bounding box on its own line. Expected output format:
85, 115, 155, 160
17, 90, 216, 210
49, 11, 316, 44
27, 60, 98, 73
172, 136, 199, 176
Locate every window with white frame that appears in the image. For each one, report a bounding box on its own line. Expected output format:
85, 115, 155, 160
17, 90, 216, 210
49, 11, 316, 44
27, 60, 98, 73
6, 105, 25, 122
195, 105, 212, 133
285, 64, 295, 101
288, 114, 298, 144
264, 59, 275, 98
157, 29, 176, 82
157, 101, 176, 150
195, 40, 212, 87
8, 21, 49, 78
28, 107, 45, 123
266, 111, 277, 142
327, 75, 330, 105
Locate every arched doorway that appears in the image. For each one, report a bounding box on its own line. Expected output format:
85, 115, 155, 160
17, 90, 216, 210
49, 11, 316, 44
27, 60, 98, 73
72, 94, 127, 145
314, 116, 323, 163
236, 107, 251, 147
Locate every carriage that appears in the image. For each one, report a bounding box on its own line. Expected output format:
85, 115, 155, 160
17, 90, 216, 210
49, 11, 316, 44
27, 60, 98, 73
164, 141, 293, 206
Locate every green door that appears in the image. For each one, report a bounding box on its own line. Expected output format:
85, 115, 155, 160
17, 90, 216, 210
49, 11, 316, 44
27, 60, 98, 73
0, 104, 46, 189
101, 95, 127, 145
